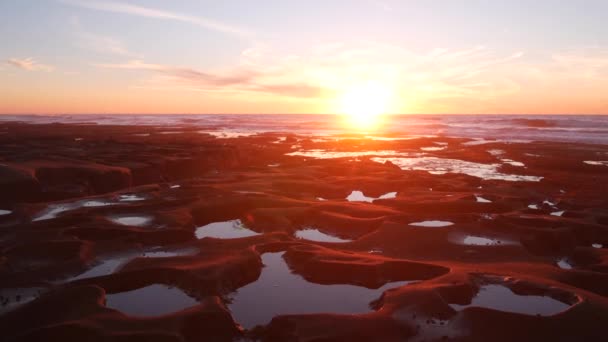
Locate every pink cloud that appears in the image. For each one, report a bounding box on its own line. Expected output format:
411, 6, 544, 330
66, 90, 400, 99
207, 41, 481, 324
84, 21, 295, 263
6, 58, 54, 71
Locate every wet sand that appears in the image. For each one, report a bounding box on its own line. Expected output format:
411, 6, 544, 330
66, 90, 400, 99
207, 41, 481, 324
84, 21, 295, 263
1, 122, 607, 341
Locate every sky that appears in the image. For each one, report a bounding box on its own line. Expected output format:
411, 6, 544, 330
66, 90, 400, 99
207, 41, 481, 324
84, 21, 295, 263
1, 0, 608, 114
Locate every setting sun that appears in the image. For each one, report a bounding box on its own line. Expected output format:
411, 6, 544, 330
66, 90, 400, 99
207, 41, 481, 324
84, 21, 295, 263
2, 2, 608, 340
339, 82, 393, 129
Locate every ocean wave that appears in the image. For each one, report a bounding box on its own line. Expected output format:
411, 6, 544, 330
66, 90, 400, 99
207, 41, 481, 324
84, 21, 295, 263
510, 118, 556, 128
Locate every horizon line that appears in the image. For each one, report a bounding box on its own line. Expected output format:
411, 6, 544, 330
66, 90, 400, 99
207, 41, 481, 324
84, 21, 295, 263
1, 113, 607, 116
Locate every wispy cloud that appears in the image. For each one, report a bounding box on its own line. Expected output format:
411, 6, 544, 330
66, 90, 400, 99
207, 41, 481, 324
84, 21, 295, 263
91, 42, 530, 105
6, 58, 54, 71
88, 41, 608, 113
94, 60, 323, 98
235, 42, 529, 111
551, 48, 608, 81
59, 0, 252, 37
78, 31, 140, 57
70, 15, 141, 58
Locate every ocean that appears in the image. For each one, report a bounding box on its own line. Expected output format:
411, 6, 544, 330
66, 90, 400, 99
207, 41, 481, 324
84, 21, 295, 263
1, 114, 607, 145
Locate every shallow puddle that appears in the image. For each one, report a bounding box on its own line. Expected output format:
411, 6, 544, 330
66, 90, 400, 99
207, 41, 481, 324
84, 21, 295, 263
450, 284, 570, 316
33, 199, 115, 221
551, 210, 565, 217
0, 287, 45, 314
557, 258, 573, 270
295, 228, 352, 243
142, 248, 197, 258
583, 160, 608, 166
118, 194, 146, 202
70, 257, 128, 281
195, 219, 260, 239
464, 236, 496, 245
346, 190, 397, 203
109, 215, 154, 227
69, 248, 197, 281
105, 284, 199, 317
458, 235, 516, 246
32, 203, 78, 221
475, 196, 492, 203
501, 159, 525, 167
82, 200, 113, 207
346, 191, 374, 202
228, 252, 409, 329
409, 220, 454, 227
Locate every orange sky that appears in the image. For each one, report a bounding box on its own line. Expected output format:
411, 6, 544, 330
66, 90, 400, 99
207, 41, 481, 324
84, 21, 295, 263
2, 1, 608, 114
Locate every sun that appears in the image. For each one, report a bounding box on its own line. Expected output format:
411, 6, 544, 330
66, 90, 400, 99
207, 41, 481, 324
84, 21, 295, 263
338, 82, 392, 130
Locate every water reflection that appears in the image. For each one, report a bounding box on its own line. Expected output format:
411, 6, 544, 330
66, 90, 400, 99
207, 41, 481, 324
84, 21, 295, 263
286, 150, 409, 159
118, 194, 146, 202
228, 252, 409, 329
195, 219, 260, 239
0, 287, 45, 314
409, 220, 454, 227
557, 258, 573, 270
33, 200, 114, 221
109, 215, 153, 227
346, 190, 397, 203
105, 284, 199, 317
295, 228, 352, 243
475, 195, 492, 203
450, 284, 569, 316
68, 248, 197, 281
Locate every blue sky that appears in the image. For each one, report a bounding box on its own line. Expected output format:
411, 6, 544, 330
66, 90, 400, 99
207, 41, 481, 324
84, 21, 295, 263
1, 0, 607, 114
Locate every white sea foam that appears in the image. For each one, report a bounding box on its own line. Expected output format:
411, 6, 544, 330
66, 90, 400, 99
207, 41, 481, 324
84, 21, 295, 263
200, 131, 258, 138
286, 150, 410, 159
370, 157, 542, 182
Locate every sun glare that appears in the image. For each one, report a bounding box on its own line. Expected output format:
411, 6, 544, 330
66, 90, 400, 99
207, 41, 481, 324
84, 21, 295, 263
339, 82, 392, 130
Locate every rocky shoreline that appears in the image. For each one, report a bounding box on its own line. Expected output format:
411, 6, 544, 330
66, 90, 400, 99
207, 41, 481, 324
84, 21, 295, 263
1, 122, 607, 341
